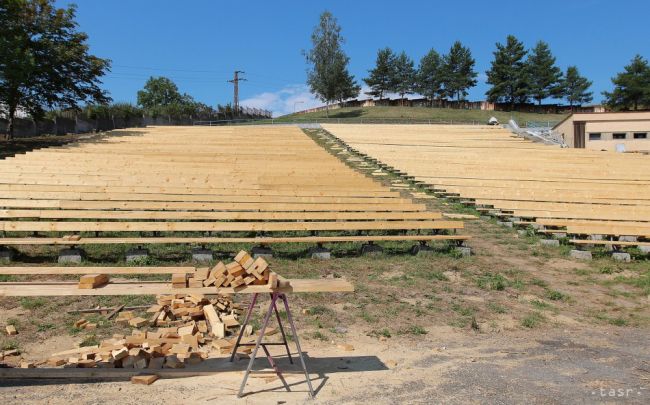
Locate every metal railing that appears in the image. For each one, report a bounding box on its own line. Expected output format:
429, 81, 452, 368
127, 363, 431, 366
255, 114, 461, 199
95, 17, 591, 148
194, 117, 489, 126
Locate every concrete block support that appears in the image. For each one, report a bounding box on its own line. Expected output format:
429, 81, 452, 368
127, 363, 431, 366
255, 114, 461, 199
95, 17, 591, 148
58, 248, 84, 264
455, 247, 472, 257
570, 250, 592, 261
497, 221, 514, 228
360, 243, 383, 256
251, 246, 274, 259
618, 235, 638, 242
126, 248, 149, 263
639, 246, 650, 254
191, 248, 213, 262
308, 246, 331, 260
540, 239, 560, 247
612, 252, 631, 262
0, 247, 15, 263
410, 243, 434, 256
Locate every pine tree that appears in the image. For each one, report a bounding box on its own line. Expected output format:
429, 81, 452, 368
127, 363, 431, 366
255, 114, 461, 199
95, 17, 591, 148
562, 66, 593, 108
392, 51, 416, 104
304, 11, 359, 116
442, 41, 478, 101
364, 48, 397, 100
527, 41, 563, 105
416, 49, 444, 106
602, 55, 650, 110
485, 35, 530, 107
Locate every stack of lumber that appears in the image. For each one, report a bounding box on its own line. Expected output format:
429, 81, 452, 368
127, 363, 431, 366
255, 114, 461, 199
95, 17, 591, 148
323, 124, 650, 242
0, 125, 466, 248
47, 293, 259, 369
175, 251, 280, 290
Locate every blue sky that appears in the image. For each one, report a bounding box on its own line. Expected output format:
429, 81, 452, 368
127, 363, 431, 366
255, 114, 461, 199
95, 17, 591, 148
59, 0, 650, 116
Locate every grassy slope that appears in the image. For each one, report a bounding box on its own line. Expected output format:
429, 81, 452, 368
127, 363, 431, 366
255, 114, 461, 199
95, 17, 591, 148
276, 106, 567, 125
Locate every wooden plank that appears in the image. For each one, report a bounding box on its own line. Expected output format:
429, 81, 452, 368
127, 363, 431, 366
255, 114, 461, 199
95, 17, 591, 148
0, 220, 461, 232
0, 278, 354, 296
0, 234, 470, 246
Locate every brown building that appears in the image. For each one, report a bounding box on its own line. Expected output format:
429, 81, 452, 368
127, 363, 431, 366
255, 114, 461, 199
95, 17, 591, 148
554, 111, 650, 151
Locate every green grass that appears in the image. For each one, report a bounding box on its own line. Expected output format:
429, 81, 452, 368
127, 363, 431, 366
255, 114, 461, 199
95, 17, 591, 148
521, 312, 545, 328
20, 297, 47, 310
276, 106, 567, 125
545, 289, 570, 301
475, 272, 508, 291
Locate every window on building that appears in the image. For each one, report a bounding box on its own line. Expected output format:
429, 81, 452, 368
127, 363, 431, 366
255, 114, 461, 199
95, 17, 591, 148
634, 132, 647, 139
589, 133, 601, 140
613, 133, 627, 140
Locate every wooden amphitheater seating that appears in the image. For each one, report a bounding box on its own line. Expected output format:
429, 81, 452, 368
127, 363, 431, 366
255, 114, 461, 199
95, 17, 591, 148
322, 124, 650, 244
0, 126, 467, 247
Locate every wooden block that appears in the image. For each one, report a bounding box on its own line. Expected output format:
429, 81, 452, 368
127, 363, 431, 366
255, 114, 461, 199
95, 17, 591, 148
170, 343, 191, 355
146, 305, 163, 314
78, 274, 109, 289
243, 275, 257, 285
337, 343, 354, 351
6, 325, 17, 336
188, 279, 204, 288
182, 334, 199, 351
194, 268, 210, 281
213, 275, 227, 288
234, 250, 254, 269
84, 323, 97, 330
47, 357, 66, 366
171, 273, 187, 288
129, 317, 148, 328
224, 274, 235, 287
197, 320, 208, 334
268, 272, 278, 289
77, 359, 96, 368
212, 339, 233, 350
131, 374, 159, 385
226, 262, 245, 277
20, 361, 35, 369
230, 276, 245, 288
119, 311, 135, 320
249, 257, 269, 276
111, 347, 129, 361
177, 324, 196, 336
211, 261, 227, 276
222, 314, 239, 328
202, 304, 224, 338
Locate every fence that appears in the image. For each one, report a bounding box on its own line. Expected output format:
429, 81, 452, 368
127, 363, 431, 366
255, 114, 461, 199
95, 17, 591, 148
1, 107, 271, 139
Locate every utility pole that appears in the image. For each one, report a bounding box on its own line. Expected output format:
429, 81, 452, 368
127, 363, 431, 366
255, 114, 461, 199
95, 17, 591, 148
228, 70, 246, 116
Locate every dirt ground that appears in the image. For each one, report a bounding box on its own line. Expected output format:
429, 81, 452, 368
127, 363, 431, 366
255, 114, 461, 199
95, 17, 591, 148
1, 325, 648, 405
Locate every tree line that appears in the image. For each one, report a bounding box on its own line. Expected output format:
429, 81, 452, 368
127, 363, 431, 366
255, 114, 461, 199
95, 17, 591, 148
305, 11, 650, 113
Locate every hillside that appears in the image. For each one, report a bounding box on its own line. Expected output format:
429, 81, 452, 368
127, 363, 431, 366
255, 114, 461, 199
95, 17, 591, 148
277, 106, 568, 125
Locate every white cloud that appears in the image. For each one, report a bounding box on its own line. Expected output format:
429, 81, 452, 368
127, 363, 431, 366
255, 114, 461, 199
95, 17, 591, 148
240, 85, 322, 117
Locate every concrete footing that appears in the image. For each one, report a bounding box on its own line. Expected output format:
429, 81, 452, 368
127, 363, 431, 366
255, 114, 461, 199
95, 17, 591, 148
517, 230, 528, 237
360, 243, 383, 256
570, 250, 592, 260
126, 248, 149, 263
0, 247, 15, 263
589, 234, 604, 241
551, 232, 567, 238
497, 221, 513, 228
479, 216, 492, 221
540, 239, 560, 247
251, 246, 274, 259
191, 248, 213, 262
58, 248, 84, 264
618, 235, 638, 242
612, 252, 631, 262
639, 246, 650, 254
410, 243, 434, 255
455, 246, 472, 257
308, 246, 331, 260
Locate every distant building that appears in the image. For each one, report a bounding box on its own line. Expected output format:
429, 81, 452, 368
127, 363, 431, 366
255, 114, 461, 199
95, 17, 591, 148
553, 111, 650, 152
